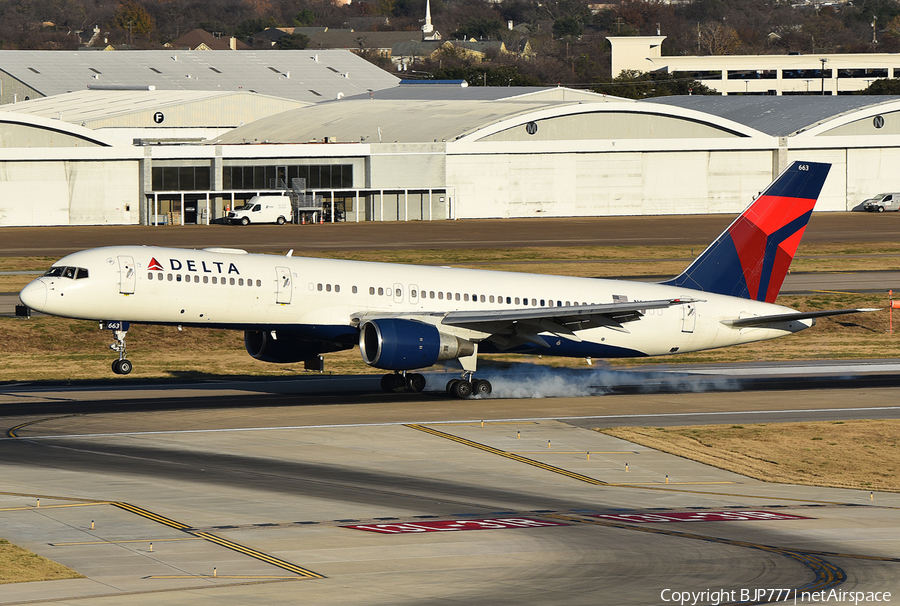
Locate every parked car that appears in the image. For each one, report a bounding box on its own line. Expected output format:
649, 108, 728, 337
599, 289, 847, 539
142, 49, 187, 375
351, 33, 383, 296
863, 193, 900, 212
227, 195, 292, 225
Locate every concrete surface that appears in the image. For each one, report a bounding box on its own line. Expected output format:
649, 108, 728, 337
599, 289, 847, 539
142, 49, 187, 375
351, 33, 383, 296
1, 390, 899, 605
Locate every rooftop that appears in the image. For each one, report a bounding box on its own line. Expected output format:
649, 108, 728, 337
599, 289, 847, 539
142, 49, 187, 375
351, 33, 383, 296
0, 50, 399, 105
213, 98, 575, 144
3, 89, 306, 127
644, 95, 900, 136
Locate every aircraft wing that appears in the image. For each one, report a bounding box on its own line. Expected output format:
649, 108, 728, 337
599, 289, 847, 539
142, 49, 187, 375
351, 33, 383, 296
440, 297, 701, 349
721, 308, 879, 328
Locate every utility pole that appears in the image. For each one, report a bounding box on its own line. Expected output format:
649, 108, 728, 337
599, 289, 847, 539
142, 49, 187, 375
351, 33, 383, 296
819, 58, 828, 96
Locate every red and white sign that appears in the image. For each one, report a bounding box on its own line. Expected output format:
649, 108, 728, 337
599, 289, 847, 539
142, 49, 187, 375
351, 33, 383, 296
592, 510, 810, 524
148, 257, 163, 271
344, 518, 568, 534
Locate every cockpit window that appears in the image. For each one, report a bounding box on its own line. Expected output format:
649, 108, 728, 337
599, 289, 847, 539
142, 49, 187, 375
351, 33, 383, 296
44, 266, 89, 279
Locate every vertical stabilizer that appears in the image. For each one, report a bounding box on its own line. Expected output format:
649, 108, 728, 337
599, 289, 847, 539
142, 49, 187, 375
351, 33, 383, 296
663, 161, 831, 302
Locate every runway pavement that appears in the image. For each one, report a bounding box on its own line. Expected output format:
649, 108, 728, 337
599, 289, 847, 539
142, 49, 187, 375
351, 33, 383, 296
1, 363, 900, 605
0, 212, 898, 257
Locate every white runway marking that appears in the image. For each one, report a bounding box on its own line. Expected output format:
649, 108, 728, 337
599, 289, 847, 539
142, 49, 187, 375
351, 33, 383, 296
5, 406, 900, 441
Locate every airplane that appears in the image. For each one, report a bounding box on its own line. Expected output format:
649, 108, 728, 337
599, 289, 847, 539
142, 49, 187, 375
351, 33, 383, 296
19, 161, 875, 398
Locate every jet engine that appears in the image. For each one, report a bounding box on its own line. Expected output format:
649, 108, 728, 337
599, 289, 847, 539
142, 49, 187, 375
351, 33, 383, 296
244, 330, 351, 364
358, 318, 474, 371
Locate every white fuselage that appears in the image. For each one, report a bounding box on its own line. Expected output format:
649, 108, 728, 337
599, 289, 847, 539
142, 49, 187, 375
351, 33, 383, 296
19, 245, 812, 361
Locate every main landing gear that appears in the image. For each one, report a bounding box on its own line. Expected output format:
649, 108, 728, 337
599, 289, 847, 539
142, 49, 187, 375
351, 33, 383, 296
380, 371, 426, 393
378, 371, 492, 398
445, 372, 492, 399
110, 328, 133, 375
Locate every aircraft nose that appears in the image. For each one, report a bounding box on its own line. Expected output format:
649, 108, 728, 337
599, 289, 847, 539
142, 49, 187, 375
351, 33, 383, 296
19, 279, 47, 312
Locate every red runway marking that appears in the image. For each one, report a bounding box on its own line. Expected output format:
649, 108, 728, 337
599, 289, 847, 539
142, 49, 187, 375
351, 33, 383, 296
344, 518, 568, 534
591, 510, 811, 524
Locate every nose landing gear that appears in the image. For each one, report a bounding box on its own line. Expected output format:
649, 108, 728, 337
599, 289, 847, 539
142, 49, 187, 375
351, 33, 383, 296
109, 327, 132, 375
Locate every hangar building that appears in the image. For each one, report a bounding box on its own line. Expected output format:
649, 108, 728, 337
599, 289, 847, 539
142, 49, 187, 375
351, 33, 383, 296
207, 89, 900, 221
2, 77, 900, 226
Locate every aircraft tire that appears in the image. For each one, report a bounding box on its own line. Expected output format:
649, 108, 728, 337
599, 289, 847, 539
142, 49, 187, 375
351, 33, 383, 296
471, 379, 492, 397
241, 217, 250, 225
276, 216, 286, 225
407, 373, 426, 392
118, 359, 133, 375
112, 360, 122, 374
389, 374, 407, 393
380, 374, 394, 393
452, 380, 472, 399
446, 379, 460, 395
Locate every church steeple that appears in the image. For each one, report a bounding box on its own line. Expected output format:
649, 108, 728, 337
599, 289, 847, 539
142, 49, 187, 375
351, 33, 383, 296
422, 0, 440, 40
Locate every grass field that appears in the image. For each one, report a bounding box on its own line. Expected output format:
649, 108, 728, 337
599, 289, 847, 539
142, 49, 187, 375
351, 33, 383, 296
597, 420, 900, 493
0, 539, 82, 584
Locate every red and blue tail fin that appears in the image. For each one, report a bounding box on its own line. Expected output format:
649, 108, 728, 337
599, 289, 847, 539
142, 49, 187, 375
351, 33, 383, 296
663, 161, 831, 303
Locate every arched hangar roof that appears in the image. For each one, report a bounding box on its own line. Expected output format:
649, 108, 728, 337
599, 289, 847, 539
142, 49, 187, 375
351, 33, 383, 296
213, 97, 766, 145
0, 111, 118, 147
4, 89, 308, 129
644, 95, 900, 137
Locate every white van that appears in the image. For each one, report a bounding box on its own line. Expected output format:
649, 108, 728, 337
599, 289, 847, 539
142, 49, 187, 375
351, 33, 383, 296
862, 193, 900, 213
228, 195, 292, 225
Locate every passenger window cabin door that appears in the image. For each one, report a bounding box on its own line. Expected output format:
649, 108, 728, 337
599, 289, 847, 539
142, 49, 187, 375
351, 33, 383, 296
118, 256, 135, 294
681, 302, 696, 333
276, 266, 292, 304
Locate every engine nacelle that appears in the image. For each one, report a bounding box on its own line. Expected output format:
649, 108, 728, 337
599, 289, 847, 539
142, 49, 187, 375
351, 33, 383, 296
359, 319, 475, 371
244, 330, 350, 364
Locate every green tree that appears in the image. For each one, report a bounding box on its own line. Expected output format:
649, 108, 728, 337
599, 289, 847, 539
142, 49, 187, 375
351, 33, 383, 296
593, 70, 717, 99
431, 64, 541, 86
234, 17, 277, 40
276, 33, 309, 49
375, 0, 396, 17
453, 17, 503, 40
857, 78, 900, 94
275, 34, 309, 50
293, 9, 316, 26
112, 1, 154, 36
553, 15, 582, 39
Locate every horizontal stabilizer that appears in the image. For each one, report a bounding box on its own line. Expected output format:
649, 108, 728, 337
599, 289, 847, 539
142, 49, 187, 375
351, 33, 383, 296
721, 308, 879, 328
